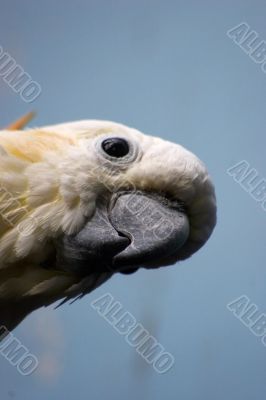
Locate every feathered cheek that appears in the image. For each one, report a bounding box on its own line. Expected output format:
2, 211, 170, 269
59, 195, 97, 236
59, 177, 97, 236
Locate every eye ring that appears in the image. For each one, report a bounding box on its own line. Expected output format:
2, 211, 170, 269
95, 135, 140, 166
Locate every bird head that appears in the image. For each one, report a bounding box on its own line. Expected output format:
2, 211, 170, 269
35, 120, 217, 275
0, 119, 216, 324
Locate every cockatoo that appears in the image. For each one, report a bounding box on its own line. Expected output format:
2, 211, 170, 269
0, 114, 216, 332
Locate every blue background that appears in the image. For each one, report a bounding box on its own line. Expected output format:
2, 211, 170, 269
0, 1, 265, 399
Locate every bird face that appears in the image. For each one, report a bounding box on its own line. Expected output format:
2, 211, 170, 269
39, 120, 216, 277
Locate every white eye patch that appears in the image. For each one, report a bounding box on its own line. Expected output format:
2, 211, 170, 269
94, 134, 141, 167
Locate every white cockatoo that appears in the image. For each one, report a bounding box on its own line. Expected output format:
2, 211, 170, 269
0, 114, 216, 331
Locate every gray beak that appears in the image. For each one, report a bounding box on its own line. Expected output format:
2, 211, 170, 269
52, 191, 189, 275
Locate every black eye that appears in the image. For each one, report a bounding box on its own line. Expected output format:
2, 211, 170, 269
101, 137, 129, 158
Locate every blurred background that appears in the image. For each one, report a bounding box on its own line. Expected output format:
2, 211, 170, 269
0, 1, 266, 399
